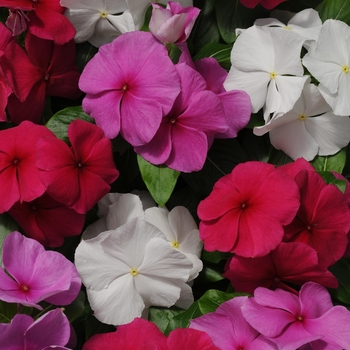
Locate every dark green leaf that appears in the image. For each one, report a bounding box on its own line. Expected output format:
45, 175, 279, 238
0, 301, 17, 323
75, 42, 98, 72
0, 213, 20, 263
149, 307, 183, 333
85, 315, 116, 340
63, 291, 86, 322
202, 250, 231, 263
329, 258, 350, 305
46, 106, 94, 142
311, 149, 346, 173
137, 155, 180, 206
317, 0, 350, 25
318, 171, 347, 193
193, 43, 232, 70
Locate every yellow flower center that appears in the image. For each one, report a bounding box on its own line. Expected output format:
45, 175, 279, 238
342, 65, 349, 74
270, 71, 277, 79
299, 114, 307, 120
171, 241, 179, 249
100, 11, 108, 18
130, 268, 138, 276
283, 25, 291, 30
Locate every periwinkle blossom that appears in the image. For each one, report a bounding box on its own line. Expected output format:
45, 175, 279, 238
224, 25, 308, 121
239, 0, 285, 9
254, 83, 350, 160
149, 1, 200, 44
80, 31, 181, 144
75, 217, 193, 325
302, 19, 350, 116
0, 309, 73, 350
242, 282, 350, 349
0, 231, 81, 309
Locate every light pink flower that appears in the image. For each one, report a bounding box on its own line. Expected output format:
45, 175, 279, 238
149, 1, 200, 44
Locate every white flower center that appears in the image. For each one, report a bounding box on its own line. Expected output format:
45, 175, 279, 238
283, 25, 291, 30
130, 268, 139, 276
342, 65, 349, 74
100, 11, 108, 18
299, 114, 307, 120
270, 71, 277, 79
171, 241, 179, 249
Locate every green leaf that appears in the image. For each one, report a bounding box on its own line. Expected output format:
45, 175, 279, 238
137, 155, 180, 206
149, 307, 183, 333
202, 250, 231, 263
311, 149, 346, 173
0, 213, 20, 264
85, 315, 116, 340
46, 106, 94, 142
193, 43, 232, 70
63, 291, 86, 322
318, 171, 347, 193
0, 301, 17, 323
75, 42, 98, 72
317, 0, 350, 25
329, 258, 350, 305
199, 265, 225, 283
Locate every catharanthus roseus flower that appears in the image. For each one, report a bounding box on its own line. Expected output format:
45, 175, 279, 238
149, 1, 200, 44
1, 33, 81, 124
79, 31, 181, 144
224, 242, 338, 294
75, 217, 193, 325
242, 282, 350, 349
0, 121, 53, 213
0, 231, 81, 308
82, 317, 220, 350
302, 19, 350, 116
135, 63, 227, 172
8, 192, 85, 247
0, 0, 75, 44
239, 0, 285, 9
198, 161, 300, 257
0, 309, 73, 350
190, 296, 277, 349
5, 9, 29, 36
37, 119, 119, 214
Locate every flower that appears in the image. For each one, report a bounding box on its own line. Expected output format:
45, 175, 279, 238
36, 119, 119, 214
0, 121, 53, 213
0, 231, 81, 308
75, 217, 193, 325
1, 32, 81, 124
135, 63, 227, 172
8, 192, 85, 247
223, 242, 338, 294
242, 282, 350, 349
224, 25, 308, 120
149, 1, 200, 44
302, 19, 350, 116
79, 31, 181, 144
190, 296, 277, 349
0, 309, 73, 350
198, 161, 300, 257
254, 83, 350, 160
239, 0, 286, 9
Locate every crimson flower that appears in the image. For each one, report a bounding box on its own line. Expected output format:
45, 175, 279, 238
239, 0, 286, 9
0, 0, 75, 43
0, 121, 53, 213
223, 242, 338, 294
198, 161, 300, 257
36, 119, 119, 214
8, 192, 85, 247
1, 32, 81, 124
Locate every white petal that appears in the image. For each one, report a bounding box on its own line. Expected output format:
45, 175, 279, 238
88, 17, 122, 47
61, 0, 100, 10
97, 192, 123, 217
265, 79, 281, 119
303, 84, 332, 116
107, 10, 137, 34
175, 283, 194, 309
82, 216, 108, 240
254, 18, 285, 27
144, 207, 173, 240
184, 252, 203, 281
288, 9, 322, 41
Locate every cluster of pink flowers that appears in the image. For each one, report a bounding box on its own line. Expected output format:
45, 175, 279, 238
198, 158, 350, 294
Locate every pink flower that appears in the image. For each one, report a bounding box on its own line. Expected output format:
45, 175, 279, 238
198, 161, 300, 257
0, 0, 75, 44
80, 31, 181, 144
1, 33, 81, 124
149, 1, 200, 44
0, 121, 53, 213
135, 63, 227, 172
0, 231, 81, 309
223, 242, 338, 294
8, 192, 85, 247
190, 296, 277, 349
0, 309, 73, 349
242, 282, 350, 349
37, 119, 119, 214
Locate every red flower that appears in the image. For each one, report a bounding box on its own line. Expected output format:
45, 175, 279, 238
283, 170, 350, 267
0, 121, 53, 213
8, 192, 85, 247
239, 0, 286, 9
223, 242, 338, 294
198, 161, 300, 257
0, 0, 75, 44
1, 32, 81, 124
36, 120, 119, 214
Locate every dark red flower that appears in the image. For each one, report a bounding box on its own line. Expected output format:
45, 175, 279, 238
223, 242, 338, 294
239, 0, 286, 9
37, 120, 119, 214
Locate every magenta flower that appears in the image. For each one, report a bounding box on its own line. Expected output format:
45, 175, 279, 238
80, 31, 181, 145
198, 161, 300, 257
149, 1, 200, 44
0, 231, 81, 309
0, 309, 72, 349
37, 119, 119, 214
135, 63, 227, 172
242, 282, 350, 349
190, 296, 277, 349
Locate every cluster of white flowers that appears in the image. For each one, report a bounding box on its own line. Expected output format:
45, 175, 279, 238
225, 9, 350, 161
75, 192, 203, 326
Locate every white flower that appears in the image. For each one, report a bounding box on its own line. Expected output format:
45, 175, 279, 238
302, 19, 350, 116
224, 25, 308, 121
75, 217, 193, 325
254, 83, 350, 160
